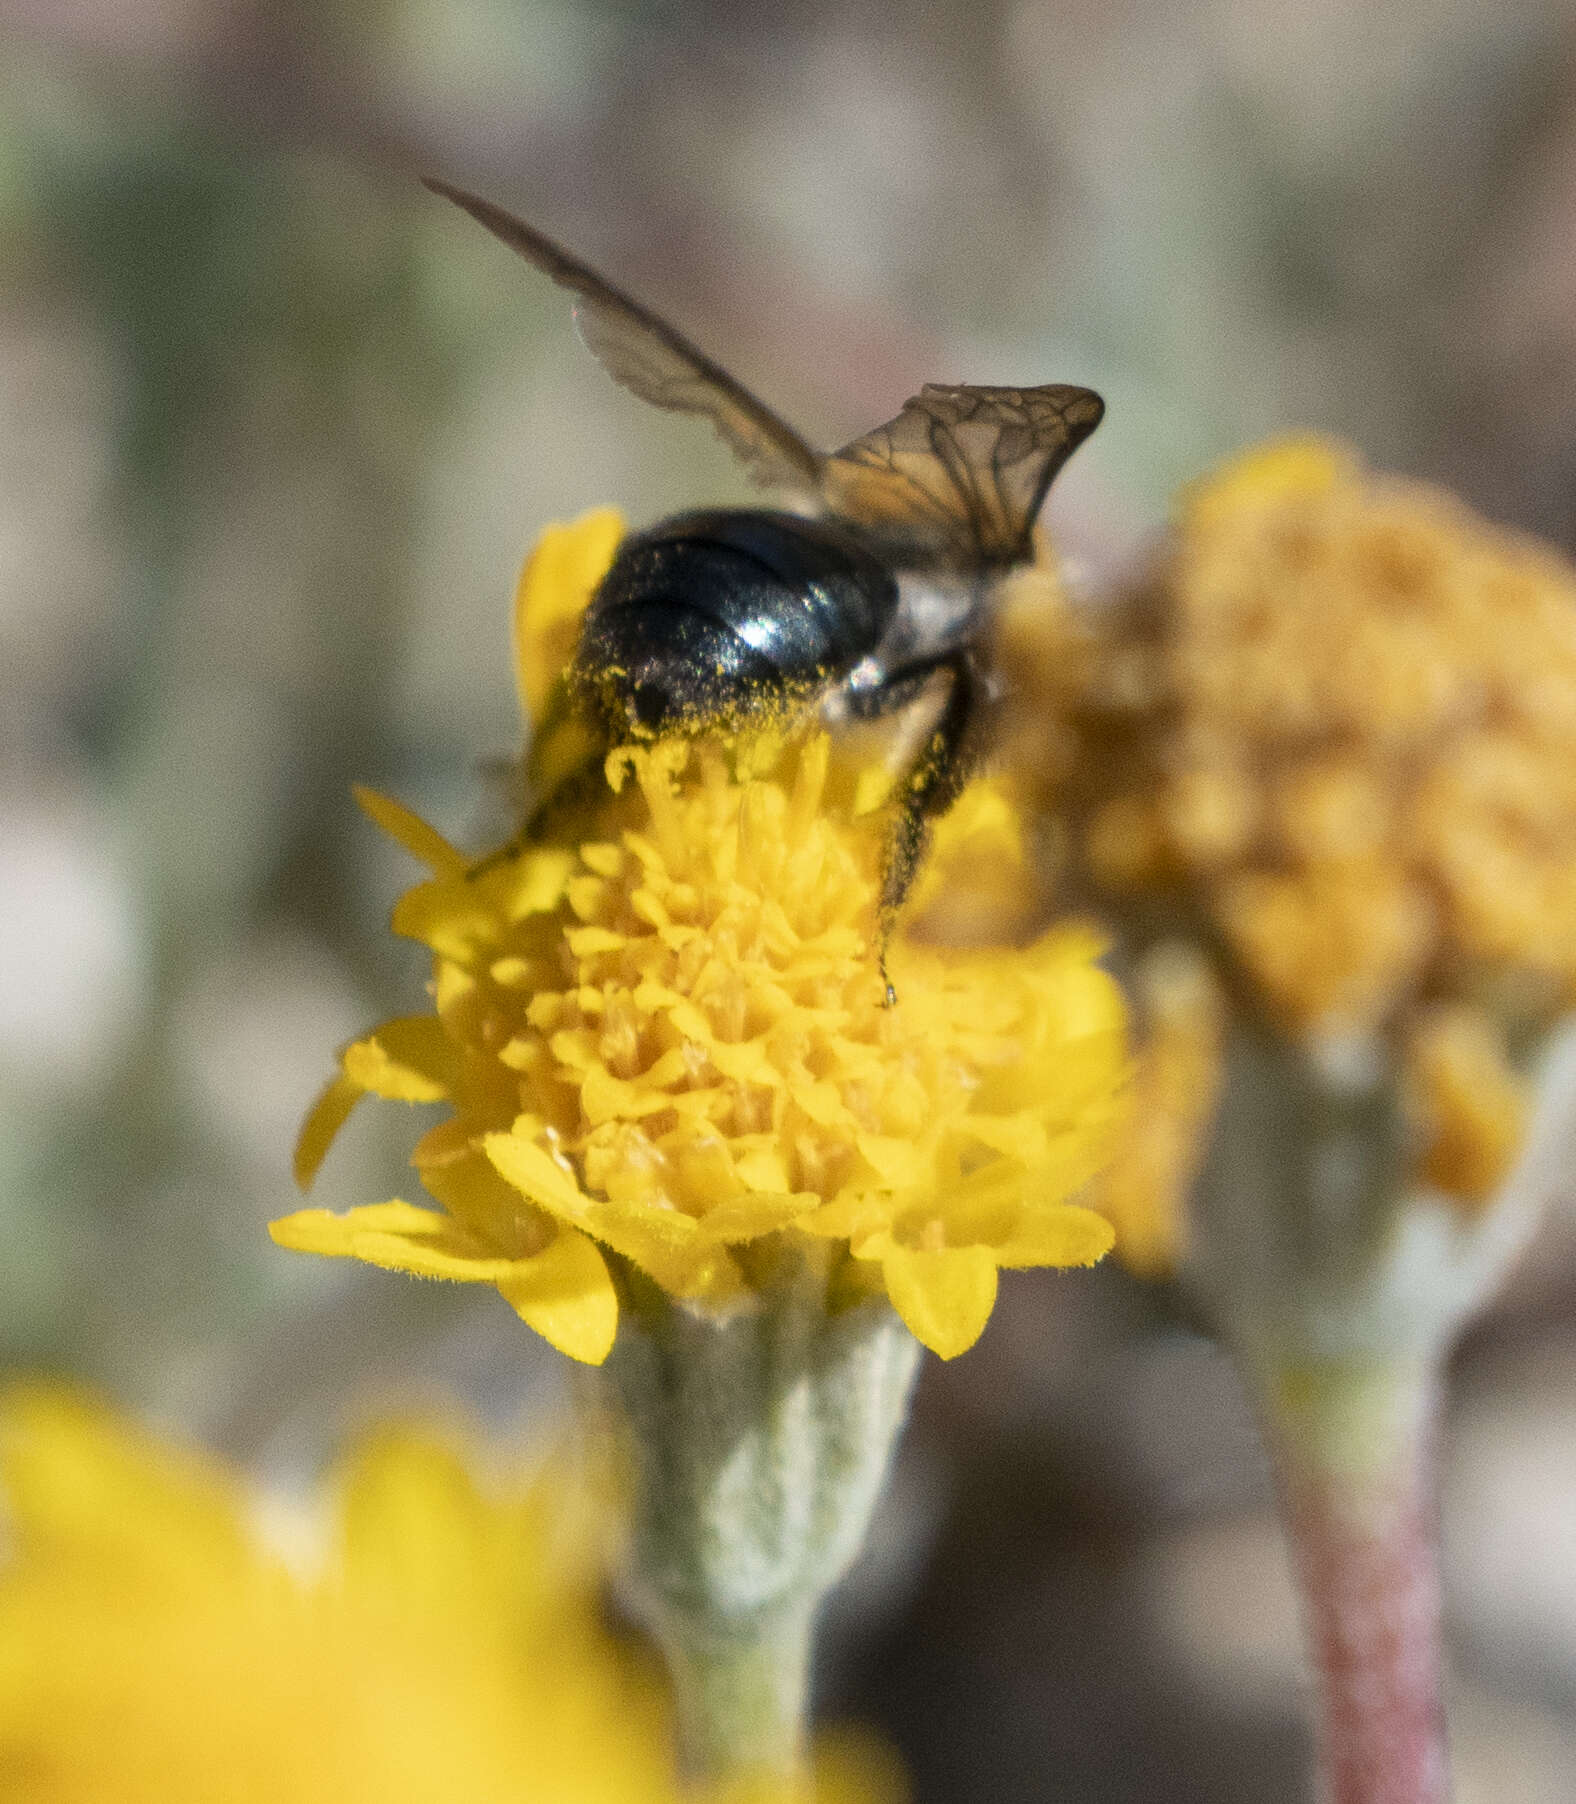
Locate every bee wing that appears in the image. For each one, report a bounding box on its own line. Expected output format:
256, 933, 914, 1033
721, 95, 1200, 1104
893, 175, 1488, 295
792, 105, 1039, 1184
819, 383, 1104, 567
424, 179, 825, 496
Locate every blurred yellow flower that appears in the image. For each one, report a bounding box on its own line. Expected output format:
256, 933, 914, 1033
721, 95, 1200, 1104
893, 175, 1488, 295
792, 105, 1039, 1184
1015, 438, 1576, 1241
0, 1386, 901, 1804
1091, 946, 1223, 1277
1400, 1004, 1530, 1209
274, 513, 1128, 1363
1087, 438, 1576, 1031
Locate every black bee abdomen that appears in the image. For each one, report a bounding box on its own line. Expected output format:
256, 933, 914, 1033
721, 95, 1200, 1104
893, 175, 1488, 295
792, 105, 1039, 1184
573, 509, 899, 734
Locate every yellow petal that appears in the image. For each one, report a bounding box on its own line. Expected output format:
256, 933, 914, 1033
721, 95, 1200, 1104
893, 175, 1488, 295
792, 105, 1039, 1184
496, 1228, 618, 1364
483, 1132, 595, 1224
513, 507, 624, 718
879, 1244, 999, 1360
352, 784, 468, 877
333, 1427, 496, 1620
410, 1116, 474, 1169
566, 925, 627, 960
499, 846, 578, 920
694, 1193, 816, 1243
419, 1149, 551, 1256
993, 1204, 1115, 1270
591, 1200, 744, 1300
705, 1038, 782, 1086
581, 1062, 675, 1125
852, 763, 897, 816
1181, 435, 1347, 529
587, 1198, 701, 1277
855, 1135, 929, 1189
0, 1386, 253, 1583
957, 1113, 1049, 1162
270, 1203, 617, 1362
732, 1146, 792, 1194
342, 1016, 457, 1103
293, 1072, 362, 1189
269, 1201, 515, 1282
391, 877, 508, 960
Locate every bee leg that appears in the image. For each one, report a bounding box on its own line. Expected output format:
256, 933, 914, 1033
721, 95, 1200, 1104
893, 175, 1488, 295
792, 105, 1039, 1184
880, 648, 981, 913
845, 649, 984, 1000
465, 749, 609, 880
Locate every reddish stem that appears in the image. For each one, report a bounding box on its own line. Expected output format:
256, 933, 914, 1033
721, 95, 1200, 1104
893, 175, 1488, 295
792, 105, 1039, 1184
1266, 1361, 1449, 1804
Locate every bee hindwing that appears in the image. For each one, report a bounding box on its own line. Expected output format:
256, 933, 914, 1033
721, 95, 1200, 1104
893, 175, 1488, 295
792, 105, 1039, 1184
820, 383, 1104, 567
424, 178, 825, 496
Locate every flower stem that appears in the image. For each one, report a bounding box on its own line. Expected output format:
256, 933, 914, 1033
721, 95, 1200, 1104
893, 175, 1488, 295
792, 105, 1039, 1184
597, 1263, 920, 1787
652, 1605, 814, 1781
1260, 1357, 1447, 1804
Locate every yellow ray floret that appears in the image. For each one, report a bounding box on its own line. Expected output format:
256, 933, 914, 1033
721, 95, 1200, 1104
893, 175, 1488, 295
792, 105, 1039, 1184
273, 511, 1126, 1362
0, 1385, 900, 1804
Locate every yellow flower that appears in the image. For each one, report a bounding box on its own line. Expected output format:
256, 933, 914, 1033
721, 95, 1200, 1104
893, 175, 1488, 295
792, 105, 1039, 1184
1091, 438, 1576, 1029
0, 1386, 902, 1804
274, 513, 1128, 1363
1090, 946, 1223, 1277
1013, 439, 1576, 1239
1400, 1004, 1530, 1210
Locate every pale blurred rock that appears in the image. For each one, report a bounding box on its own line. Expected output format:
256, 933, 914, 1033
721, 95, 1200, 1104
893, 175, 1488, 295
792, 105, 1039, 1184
1445, 1342, 1576, 1704
1143, 1509, 1303, 1711
169, 927, 369, 1179
0, 781, 145, 1100
1449, 1673, 1576, 1804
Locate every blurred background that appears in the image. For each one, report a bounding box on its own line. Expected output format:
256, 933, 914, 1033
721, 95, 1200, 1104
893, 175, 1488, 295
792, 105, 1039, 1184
3, 1, 1576, 1797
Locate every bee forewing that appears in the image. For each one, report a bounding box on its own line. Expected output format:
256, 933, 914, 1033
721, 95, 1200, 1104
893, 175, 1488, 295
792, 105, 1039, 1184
821, 383, 1104, 568
424, 177, 825, 497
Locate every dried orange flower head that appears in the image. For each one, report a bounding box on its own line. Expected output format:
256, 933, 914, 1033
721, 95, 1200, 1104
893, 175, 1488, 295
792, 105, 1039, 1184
1008, 440, 1576, 1259
274, 513, 1129, 1363
0, 1387, 900, 1804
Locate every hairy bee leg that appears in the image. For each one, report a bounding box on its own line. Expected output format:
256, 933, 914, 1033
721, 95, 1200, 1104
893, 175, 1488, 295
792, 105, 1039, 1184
879, 649, 981, 915
465, 755, 609, 879
843, 649, 983, 1001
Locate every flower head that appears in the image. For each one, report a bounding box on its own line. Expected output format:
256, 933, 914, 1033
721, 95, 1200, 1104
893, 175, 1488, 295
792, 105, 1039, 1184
1012, 439, 1576, 1264
1027, 441, 1576, 1804
0, 1386, 899, 1804
275, 514, 1128, 1362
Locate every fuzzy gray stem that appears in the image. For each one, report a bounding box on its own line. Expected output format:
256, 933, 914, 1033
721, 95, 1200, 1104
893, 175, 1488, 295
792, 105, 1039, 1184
651, 1604, 815, 1779
597, 1266, 920, 1783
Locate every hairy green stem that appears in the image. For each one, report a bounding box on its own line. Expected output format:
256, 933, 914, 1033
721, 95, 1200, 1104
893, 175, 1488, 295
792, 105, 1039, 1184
652, 1605, 816, 1779
597, 1261, 920, 1784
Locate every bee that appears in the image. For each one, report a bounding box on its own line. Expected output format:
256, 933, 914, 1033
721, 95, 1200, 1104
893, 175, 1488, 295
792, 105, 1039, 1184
427, 179, 1104, 929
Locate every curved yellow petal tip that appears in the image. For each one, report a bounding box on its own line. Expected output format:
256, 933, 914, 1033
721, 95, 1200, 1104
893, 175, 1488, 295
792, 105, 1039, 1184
269, 1204, 619, 1363
880, 1244, 999, 1361
293, 1072, 362, 1190
997, 1204, 1115, 1271
342, 1017, 456, 1104
352, 785, 468, 877
514, 507, 625, 719
496, 1228, 618, 1365
269, 1200, 498, 1281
